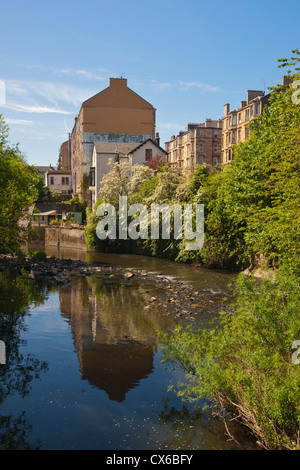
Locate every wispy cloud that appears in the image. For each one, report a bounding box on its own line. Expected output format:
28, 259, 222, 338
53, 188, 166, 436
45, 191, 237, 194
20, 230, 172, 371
177, 81, 221, 92
5, 118, 34, 125
54, 67, 108, 82
6, 79, 97, 108
150, 80, 176, 91
3, 103, 73, 115
2, 79, 100, 116
151, 79, 221, 93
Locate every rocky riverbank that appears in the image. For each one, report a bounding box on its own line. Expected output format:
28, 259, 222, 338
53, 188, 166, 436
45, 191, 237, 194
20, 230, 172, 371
0, 253, 225, 323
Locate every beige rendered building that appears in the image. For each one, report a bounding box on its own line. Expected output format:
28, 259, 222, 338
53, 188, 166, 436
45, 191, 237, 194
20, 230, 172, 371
165, 119, 222, 169
69, 77, 156, 206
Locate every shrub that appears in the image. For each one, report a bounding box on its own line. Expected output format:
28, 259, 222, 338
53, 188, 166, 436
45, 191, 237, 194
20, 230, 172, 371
160, 266, 300, 449
28, 250, 47, 262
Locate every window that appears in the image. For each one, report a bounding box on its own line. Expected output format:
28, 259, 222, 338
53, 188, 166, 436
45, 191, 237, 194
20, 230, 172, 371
232, 114, 236, 125
61, 177, 65, 185
232, 131, 236, 143
245, 109, 249, 121
238, 113, 242, 124
145, 149, 152, 160
198, 143, 204, 153
250, 105, 254, 116
50, 176, 54, 185
255, 103, 259, 115
90, 167, 95, 187
66, 177, 69, 185
199, 130, 204, 138
238, 130, 241, 141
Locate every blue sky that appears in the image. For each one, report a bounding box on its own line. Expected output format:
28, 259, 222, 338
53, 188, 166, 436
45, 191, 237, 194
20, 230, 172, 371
0, 0, 299, 167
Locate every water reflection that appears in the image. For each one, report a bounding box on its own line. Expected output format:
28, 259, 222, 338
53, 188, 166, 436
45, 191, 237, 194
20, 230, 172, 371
0, 270, 49, 449
59, 275, 177, 402
0, 253, 257, 449
156, 398, 258, 450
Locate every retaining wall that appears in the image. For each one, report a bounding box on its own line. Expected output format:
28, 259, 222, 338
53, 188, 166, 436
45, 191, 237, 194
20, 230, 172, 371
29, 226, 87, 249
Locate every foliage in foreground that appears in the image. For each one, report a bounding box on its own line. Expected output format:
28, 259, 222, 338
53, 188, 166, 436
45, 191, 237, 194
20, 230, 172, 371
0, 115, 43, 254
160, 267, 300, 450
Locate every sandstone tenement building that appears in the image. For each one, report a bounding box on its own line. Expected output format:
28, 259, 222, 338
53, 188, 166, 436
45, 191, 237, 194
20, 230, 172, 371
165, 119, 222, 168
221, 90, 269, 164
221, 76, 291, 164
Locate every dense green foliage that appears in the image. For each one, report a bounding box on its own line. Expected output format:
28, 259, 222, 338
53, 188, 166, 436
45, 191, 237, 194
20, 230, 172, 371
0, 115, 42, 254
160, 266, 300, 449
160, 52, 300, 450
85, 65, 300, 270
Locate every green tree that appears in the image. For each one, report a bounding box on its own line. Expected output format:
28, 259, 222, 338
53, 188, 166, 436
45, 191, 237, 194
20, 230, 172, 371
160, 266, 300, 450
160, 52, 300, 450
221, 60, 300, 272
0, 115, 41, 254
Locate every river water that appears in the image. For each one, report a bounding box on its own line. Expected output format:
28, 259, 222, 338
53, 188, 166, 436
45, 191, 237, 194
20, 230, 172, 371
0, 246, 259, 450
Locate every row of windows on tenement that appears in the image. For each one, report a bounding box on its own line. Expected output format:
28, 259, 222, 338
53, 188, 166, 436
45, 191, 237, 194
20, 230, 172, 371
50, 176, 70, 185
226, 103, 260, 127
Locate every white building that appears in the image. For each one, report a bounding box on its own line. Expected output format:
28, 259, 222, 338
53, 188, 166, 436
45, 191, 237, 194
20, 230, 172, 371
45, 169, 72, 194
89, 138, 167, 208
127, 138, 167, 166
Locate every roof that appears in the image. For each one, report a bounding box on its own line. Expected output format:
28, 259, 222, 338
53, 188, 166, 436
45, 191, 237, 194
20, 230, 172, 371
82, 78, 155, 110
127, 138, 167, 156
36, 210, 57, 216
34, 165, 55, 173
46, 169, 72, 174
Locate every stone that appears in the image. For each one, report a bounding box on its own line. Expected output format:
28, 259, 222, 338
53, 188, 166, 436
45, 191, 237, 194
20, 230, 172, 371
124, 272, 134, 278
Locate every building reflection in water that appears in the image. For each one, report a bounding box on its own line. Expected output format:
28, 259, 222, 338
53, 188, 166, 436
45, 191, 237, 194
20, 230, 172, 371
59, 275, 176, 402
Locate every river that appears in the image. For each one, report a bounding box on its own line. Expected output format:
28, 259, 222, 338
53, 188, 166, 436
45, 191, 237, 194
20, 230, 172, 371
0, 246, 259, 450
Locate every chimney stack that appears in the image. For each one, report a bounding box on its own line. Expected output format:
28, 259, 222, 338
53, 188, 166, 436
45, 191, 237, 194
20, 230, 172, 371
109, 77, 128, 88
282, 75, 293, 87
224, 103, 230, 117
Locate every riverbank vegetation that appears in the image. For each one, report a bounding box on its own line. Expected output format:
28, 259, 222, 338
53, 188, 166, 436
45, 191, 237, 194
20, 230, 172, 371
159, 52, 300, 449
0, 115, 44, 255
85, 51, 300, 449
85, 59, 300, 274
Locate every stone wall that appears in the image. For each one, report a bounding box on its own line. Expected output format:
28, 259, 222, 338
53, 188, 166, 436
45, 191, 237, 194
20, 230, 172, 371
29, 226, 87, 250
